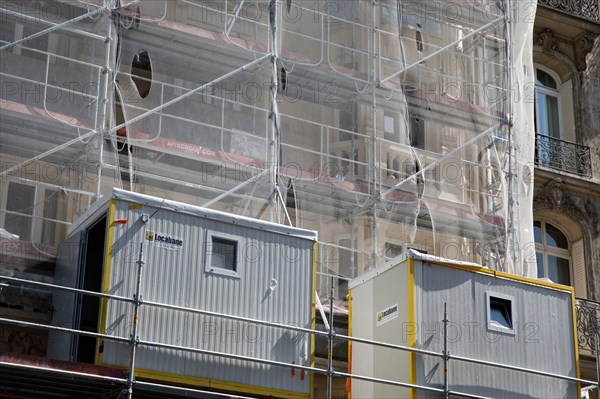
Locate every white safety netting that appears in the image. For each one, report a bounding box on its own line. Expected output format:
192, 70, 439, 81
0, 0, 536, 296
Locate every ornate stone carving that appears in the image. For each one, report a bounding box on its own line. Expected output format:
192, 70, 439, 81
534, 178, 565, 209
575, 34, 597, 71
535, 29, 560, 51
534, 178, 600, 236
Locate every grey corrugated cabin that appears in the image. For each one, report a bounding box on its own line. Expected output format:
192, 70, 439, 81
48, 189, 317, 398
349, 251, 579, 398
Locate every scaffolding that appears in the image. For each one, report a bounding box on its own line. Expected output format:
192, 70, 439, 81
0, 0, 537, 313
0, 269, 595, 398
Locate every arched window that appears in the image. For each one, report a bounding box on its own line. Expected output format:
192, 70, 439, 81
534, 68, 561, 139
534, 220, 570, 285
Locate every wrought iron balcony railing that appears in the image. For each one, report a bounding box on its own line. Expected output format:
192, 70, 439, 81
535, 134, 593, 177
576, 298, 600, 355
538, 0, 600, 23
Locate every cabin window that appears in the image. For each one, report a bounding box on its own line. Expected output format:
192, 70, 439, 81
205, 231, 241, 277
486, 292, 515, 334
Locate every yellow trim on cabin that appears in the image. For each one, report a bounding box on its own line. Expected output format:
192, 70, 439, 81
310, 240, 318, 399
570, 291, 581, 397
347, 289, 352, 399
105, 366, 311, 399
97, 198, 117, 365
420, 258, 574, 293
407, 257, 416, 399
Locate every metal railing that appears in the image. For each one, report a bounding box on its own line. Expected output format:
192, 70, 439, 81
535, 134, 593, 177
577, 298, 600, 354
538, 0, 600, 23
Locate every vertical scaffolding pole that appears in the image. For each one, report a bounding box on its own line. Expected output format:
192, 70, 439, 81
443, 302, 449, 399
126, 242, 145, 399
504, 0, 519, 272
97, 6, 116, 198
327, 277, 335, 399
370, 0, 379, 272
595, 316, 600, 388
268, 0, 280, 223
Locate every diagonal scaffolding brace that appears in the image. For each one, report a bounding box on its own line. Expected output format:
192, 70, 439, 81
380, 16, 504, 85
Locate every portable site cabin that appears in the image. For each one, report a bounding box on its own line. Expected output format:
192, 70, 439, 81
348, 251, 579, 399
48, 189, 317, 398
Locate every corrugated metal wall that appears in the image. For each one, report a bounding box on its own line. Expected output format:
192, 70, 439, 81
414, 261, 577, 398
102, 199, 314, 395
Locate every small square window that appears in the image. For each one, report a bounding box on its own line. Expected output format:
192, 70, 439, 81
211, 237, 237, 271
205, 231, 241, 278
486, 292, 515, 334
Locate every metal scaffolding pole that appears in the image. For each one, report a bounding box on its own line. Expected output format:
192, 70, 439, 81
268, 0, 281, 223
327, 278, 335, 399
443, 303, 449, 399
126, 242, 145, 399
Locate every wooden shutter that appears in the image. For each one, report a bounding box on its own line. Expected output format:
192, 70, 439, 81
572, 239, 587, 298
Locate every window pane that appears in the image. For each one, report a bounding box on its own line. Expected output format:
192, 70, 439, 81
210, 237, 237, 271
5, 182, 35, 242
545, 223, 568, 249
490, 297, 513, 329
536, 69, 558, 89
534, 221, 542, 244
544, 95, 560, 138
536, 252, 544, 278
556, 257, 570, 285
548, 255, 570, 285
385, 242, 403, 258
536, 92, 560, 138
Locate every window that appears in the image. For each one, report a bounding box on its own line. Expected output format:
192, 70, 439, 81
534, 220, 571, 285
409, 113, 425, 149
383, 111, 400, 142
3, 182, 35, 241
486, 292, 515, 334
338, 104, 357, 141
534, 67, 561, 168
205, 231, 241, 277
131, 50, 152, 99
0, 182, 64, 245
535, 68, 560, 139
384, 242, 403, 259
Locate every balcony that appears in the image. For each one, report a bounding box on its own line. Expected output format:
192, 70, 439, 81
535, 134, 592, 177
538, 0, 600, 23
577, 298, 600, 356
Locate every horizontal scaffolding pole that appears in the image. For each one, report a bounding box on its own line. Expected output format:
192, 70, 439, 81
142, 297, 328, 338
450, 353, 597, 386
0, 360, 128, 384
0, 7, 106, 42
134, 380, 260, 399
137, 337, 322, 375
0, 209, 71, 227
0, 6, 107, 52
0, 275, 136, 304
335, 370, 453, 396
337, 332, 443, 358
0, 317, 131, 344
